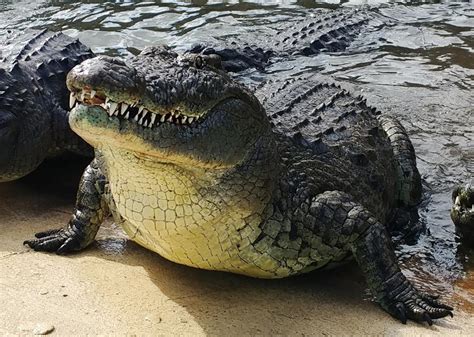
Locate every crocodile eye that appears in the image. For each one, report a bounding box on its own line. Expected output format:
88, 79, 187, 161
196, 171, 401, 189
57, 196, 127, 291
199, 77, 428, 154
194, 56, 203, 69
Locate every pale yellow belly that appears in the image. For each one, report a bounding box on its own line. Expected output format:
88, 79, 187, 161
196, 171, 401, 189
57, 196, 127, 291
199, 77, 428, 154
103, 149, 310, 279
116, 206, 299, 279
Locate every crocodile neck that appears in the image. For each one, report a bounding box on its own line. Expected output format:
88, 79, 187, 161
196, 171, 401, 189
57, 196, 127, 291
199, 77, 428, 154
97, 132, 279, 268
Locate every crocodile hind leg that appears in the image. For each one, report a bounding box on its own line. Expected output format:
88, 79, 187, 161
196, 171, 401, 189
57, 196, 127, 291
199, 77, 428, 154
24, 158, 109, 253
309, 191, 452, 324
378, 116, 422, 207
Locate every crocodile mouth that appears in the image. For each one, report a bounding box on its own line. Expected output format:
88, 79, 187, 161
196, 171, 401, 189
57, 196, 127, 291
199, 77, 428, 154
69, 87, 202, 129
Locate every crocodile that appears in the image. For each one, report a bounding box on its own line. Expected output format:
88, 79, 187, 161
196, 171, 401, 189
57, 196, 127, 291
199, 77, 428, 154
0, 29, 94, 182
24, 46, 453, 325
188, 8, 383, 73
451, 183, 474, 245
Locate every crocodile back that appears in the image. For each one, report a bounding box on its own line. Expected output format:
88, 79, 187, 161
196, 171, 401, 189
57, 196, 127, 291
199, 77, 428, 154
0, 29, 94, 112
256, 76, 398, 221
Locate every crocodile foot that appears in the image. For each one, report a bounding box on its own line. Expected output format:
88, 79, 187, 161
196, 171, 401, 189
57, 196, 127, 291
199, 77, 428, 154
24, 228, 82, 254
384, 281, 453, 325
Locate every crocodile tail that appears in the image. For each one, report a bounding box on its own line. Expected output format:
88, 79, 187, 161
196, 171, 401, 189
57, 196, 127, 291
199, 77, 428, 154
377, 115, 422, 207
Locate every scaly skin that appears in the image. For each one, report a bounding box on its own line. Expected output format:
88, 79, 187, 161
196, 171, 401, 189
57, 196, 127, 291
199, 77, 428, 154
451, 183, 474, 245
189, 8, 383, 72
0, 29, 94, 182
25, 47, 453, 325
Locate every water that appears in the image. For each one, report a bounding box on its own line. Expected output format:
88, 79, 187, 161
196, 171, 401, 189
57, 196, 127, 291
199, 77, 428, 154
1, 0, 473, 309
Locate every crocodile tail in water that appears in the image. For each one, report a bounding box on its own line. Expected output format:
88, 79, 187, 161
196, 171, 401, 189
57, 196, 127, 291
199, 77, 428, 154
377, 115, 422, 207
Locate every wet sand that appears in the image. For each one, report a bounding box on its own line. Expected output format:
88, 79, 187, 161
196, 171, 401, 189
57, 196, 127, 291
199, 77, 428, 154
1, 160, 473, 336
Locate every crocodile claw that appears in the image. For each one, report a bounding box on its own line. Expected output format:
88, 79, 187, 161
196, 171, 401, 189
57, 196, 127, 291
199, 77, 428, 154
24, 228, 81, 254
386, 289, 453, 325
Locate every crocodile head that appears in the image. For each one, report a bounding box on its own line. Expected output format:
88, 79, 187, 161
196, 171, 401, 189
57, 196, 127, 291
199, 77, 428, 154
66, 45, 273, 170
451, 183, 474, 244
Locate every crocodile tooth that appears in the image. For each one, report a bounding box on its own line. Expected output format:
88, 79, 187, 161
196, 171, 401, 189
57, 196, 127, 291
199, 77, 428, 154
187, 117, 194, 124
138, 106, 144, 114
160, 114, 166, 123
121, 103, 129, 115
138, 114, 145, 125
143, 120, 149, 127
69, 93, 77, 109
455, 196, 461, 206
167, 115, 173, 122
90, 90, 96, 99
109, 102, 118, 115
150, 113, 157, 126
105, 97, 110, 105
182, 116, 187, 123
124, 111, 130, 119
142, 109, 149, 120
134, 112, 141, 122
108, 108, 114, 117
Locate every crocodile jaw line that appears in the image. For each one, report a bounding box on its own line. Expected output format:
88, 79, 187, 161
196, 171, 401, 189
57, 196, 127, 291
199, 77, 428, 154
69, 88, 201, 129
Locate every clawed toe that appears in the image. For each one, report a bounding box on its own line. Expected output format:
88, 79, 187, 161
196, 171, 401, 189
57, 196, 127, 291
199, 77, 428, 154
34, 228, 63, 239
389, 292, 453, 325
420, 293, 454, 311
24, 228, 80, 254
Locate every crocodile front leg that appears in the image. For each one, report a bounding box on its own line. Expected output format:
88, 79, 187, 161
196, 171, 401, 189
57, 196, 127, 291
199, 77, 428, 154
24, 158, 109, 254
349, 205, 453, 324
309, 191, 453, 324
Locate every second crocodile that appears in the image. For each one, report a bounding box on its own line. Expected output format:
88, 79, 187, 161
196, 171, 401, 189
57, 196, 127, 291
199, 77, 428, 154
0, 29, 94, 182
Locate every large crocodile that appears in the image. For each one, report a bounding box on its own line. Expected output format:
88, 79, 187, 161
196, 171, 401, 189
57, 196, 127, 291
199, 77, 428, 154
0, 29, 94, 182
25, 47, 453, 325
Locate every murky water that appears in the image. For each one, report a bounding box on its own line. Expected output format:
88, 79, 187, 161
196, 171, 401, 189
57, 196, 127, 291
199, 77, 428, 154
1, 0, 473, 308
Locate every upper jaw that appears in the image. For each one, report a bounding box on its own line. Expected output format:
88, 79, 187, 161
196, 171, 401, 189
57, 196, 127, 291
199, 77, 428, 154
66, 54, 208, 129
